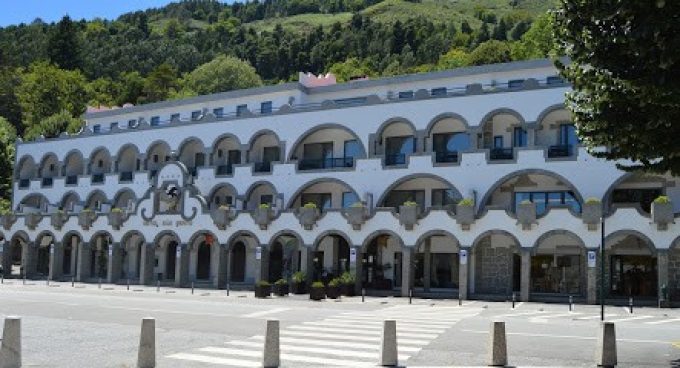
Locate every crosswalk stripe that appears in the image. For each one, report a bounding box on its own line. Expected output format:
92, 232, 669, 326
306, 320, 447, 333
251, 335, 422, 352
242, 307, 289, 318
222, 341, 412, 360
336, 314, 462, 325
495, 311, 548, 318
342, 311, 471, 320
606, 315, 654, 323
529, 312, 581, 321
292, 324, 438, 339
167, 353, 261, 367
279, 329, 430, 345
645, 318, 680, 325
201, 347, 377, 366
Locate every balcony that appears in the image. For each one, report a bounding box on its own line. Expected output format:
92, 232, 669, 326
216, 164, 233, 176
490, 148, 514, 161
119, 172, 133, 182
435, 151, 459, 164
18, 179, 30, 189
91, 173, 105, 184
65, 175, 78, 185
385, 153, 407, 166
41, 177, 53, 187
298, 157, 354, 171
548, 144, 573, 158
253, 161, 272, 173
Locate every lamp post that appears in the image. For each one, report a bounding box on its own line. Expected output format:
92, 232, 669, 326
600, 212, 605, 321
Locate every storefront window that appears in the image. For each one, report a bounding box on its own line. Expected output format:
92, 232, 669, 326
609, 255, 657, 297
530, 254, 582, 294
414, 253, 459, 289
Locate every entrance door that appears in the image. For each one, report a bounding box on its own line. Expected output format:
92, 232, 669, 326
610, 255, 657, 297
196, 242, 211, 280
37, 246, 50, 276
230, 242, 246, 282
63, 244, 72, 275
269, 243, 283, 282
166, 242, 177, 280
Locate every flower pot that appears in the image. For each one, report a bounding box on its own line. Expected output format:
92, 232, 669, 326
651, 201, 674, 230
273, 284, 289, 296
517, 202, 536, 230
78, 211, 97, 230
344, 206, 367, 230
253, 207, 274, 230
1, 214, 17, 230
51, 212, 69, 230
24, 212, 43, 230
326, 285, 341, 299
107, 211, 126, 230
310, 287, 326, 301
291, 281, 307, 294
455, 204, 475, 230
211, 207, 236, 230
582, 202, 602, 230
254, 284, 271, 298
398, 205, 419, 230
298, 207, 320, 230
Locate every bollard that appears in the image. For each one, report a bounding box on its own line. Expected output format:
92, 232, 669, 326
362, 287, 365, 303
1, 273, 4, 284
46, 277, 49, 286
595, 322, 617, 367
629, 297, 633, 314
262, 320, 280, 368
191, 281, 194, 295
379, 320, 398, 366
137, 317, 156, 368
226, 282, 230, 296
98, 277, 102, 289
511, 292, 516, 309
156, 280, 160, 293
127, 278, 130, 291
22, 276, 26, 285
409, 288, 412, 304
0, 316, 22, 368
488, 321, 507, 367
71, 276, 75, 287
569, 295, 573, 312
458, 290, 462, 306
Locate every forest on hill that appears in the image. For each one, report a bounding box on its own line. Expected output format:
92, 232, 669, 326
0, 0, 558, 212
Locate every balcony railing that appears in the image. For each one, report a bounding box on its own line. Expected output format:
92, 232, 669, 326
298, 157, 354, 170
18, 179, 30, 189
65, 175, 78, 185
548, 144, 573, 158
91, 173, 105, 184
41, 177, 53, 187
490, 147, 514, 160
253, 161, 272, 173
119, 172, 133, 182
435, 151, 459, 163
216, 164, 233, 176
385, 153, 407, 166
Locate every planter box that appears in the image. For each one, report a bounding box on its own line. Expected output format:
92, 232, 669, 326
310, 287, 326, 301
24, 212, 43, 230
298, 207, 320, 230
291, 281, 307, 294
344, 206, 367, 230
398, 205, 419, 230
254, 284, 272, 298
78, 211, 97, 230
211, 207, 236, 230
253, 208, 274, 230
107, 211, 126, 230
342, 284, 356, 296
1, 214, 17, 230
651, 201, 674, 230
50, 212, 69, 230
517, 202, 536, 230
273, 284, 289, 296
326, 286, 341, 299
582, 202, 602, 230
455, 204, 475, 230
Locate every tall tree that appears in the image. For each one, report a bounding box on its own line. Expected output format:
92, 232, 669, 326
141, 63, 179, 103
23, 110, 83, 141
554, 0, 680, 174
0, 117, 16, 214
181, 55, 263, 95
47, 15, 82, 70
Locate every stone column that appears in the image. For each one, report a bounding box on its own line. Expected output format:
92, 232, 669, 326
107, 243, 122, 284
175, 244, 189, 287
459, 247, 470, 300
349, 246, 361, 294
0, 241, 11, 276
76, 242, 91, 282
49, 242, 64, 281
254, 245, 269, 283
658, 249, 669, 302
423, 239, 431, 291
331, 237, 340, 274
401, 247, 414, 297
586, 249, 598, 304
139, 243, 155, 286
21, 242, 37, 279
214, 245, 227, 289
527, 126, 536, 147
520, 248, 531, 302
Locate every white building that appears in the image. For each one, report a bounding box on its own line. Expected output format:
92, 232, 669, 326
2, 59, 679, 304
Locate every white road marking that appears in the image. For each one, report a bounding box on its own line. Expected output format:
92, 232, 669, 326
529, 312, 582, 322
646, 318, 680, 325
606, 315, 654, 323
307, 319, 446, 333
460, 329, 673, 345
279, 330, 430, 345
167, 353, 261, 367
223, 340, 412, 360
251, 335, 423, 352
494, 310, 548, 318
242, 307, 289, 318
292, 324, 438, 339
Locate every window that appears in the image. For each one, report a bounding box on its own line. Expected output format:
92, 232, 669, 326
97, 160, 103, 168
217, 149, 223, 158
301, 193, 332, 211
559, 124, 578, 146
433, 133, 469, 162
128, 119, 137, 128
383, 190, 425, 209
153, 154, 159, 163
49, 164, 55, 172
431, 87, 447, 96
191, 110, 201, 120
398, 91, 414, 99
93, 125, 101, 133
344, 139, 361, 159
260, 101, 273, 114
170, 113, 180, 121
228, 150, 241, 164
236, 104, 248, 116
110, 122, 118, 130
513, 127, 527, 147
514, 191, 581, 215
612, 188, 661, 213
385, 136, 415, 165
342, 192, 360, 208
493, 136, 504, 148
212, 108, 223, 118
432, 189, 458, 207
547, 76, 564, 85
262, 146, 280, 163
334, 97, 367, 106
150, 116, 160, 126
260, 195, 273, 206
214, 195, 233, 206
508, 79, 525, 89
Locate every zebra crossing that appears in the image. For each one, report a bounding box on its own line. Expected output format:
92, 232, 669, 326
167, 304, 482, 367
496, 309, 680, 325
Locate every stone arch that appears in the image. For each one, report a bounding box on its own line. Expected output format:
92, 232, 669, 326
121, 230, 146, 249
425, 113, 471, 136
18, 193, 49, 211
85, 190, 108, 210
62, 150, 84, 177
89, 147, 112, 174
6, 231, 30, 277
531, 229, 586, 250
604, 230, 656, 253
38, 152, 60, 179
478, 107, 526, 128
535, 103, 568, 125
61, 231, 83, 246
376, 173, 463, 208
226, 230, 261, 251
286, 123, 367, 161
471, 229, 521, 250
113, 189, 137, 210
15, 155, 37, 180
267, 230, 305, 248
153, 230, 182, 247
247, 129, 282, 150
146, 140, 172, 173
188, 230, 220, 251
207, 183, 239, 209
602, 172, 668, 214
415, 229, 461, 251
244, 181, 278, 210
672, 236, 680, 251
312, 230, 353, 250
285, 177, 359, 209
375, 117, 417, 140
177, 137, 207, 174
361, 230, 405, 251
116, 143, 140, 174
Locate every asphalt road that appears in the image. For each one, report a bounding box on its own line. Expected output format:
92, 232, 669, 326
0, 281, 678, 367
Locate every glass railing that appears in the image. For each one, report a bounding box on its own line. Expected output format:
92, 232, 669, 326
298, 157, 354, 170
18, 179, 30, 189
41, 177, 53, 187
435, 151, 459, 163
119, 172, 133, 182
490, 147, 514, 160
91, 173, 105, 184
385, 153, 407, 166
548, 144, 573, 158
216, 164, 233, 175
253, 161, 272, 173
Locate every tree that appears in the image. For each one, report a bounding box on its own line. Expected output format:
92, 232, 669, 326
47, 16, 82, 70
329, 58, 373, 82
436, 48, 470, 70
181, 55, 262, 95
0, 68, 22, 130
16, 62, 88, 131
23, 110, 82, 141
141, 63, 179, 103
554, 0, 680, 174
0, 117, 16, 214
468, 40, 512, 66
511, 14, 554, 60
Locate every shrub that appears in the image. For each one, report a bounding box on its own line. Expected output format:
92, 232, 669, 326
350, 201, 365, 208
111, 207, 123, 213
458, 198, 474, 206
256, 280, 270, 287
654, 195, 671, 204
520, 200, 532, 205
218, 204, 230, 210
311, 281, 324, 289
402, 200, 417, 207
303, 202, 317, 209
328, 278, 342, 287
274, 278, 287, 286
340, 271, 355, 285
585, 197, 601, 204
81, 208, 92, 213
258, 203, 270, 209
292, 271, 306, 283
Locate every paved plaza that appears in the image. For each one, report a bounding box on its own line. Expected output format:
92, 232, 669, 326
0, 281, 678, 367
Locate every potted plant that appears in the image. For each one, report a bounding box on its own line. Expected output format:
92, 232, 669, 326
309, 281, 326, 301
78, 208, 97, 230
51, 210, 69, 230
0, 212, 17, 230
273, 278, 289, 296
326, 278, 342, 299
455, 198, 475, 230
651, 195, 674, 230
211, 204, 237, 230
344, 201, 368, 230
340, 271, 356, 296
398, 201, 419, 230
107, 208, 126, 230
24, 211, 43, 230
582, 197, 602, 230
253, 203, 274, 230
291, 271, 307, 294
254, 280, 271, 298
298, 202, 320, 230
516, 200, 536, 230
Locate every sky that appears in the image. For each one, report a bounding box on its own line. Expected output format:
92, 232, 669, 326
0, 0, 203, 27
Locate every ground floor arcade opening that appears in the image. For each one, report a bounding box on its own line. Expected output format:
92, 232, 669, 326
472, 232, 520, 298
362, 233, 402, 292
414, 233, 460, 293
530, 232, 586, 297
312, 233, 349, 283
606, 232, 657, 298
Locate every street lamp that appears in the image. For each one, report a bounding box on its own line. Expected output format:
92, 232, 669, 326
600, 210, 606, 321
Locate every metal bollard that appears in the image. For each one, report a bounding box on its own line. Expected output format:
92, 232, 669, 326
629, 297, 633, 314
71, 276, 75, 287
511, 292, 516, 309
458, 290, 462, 306
569, 295, 573, 311
127, 278, 130, 291
226, 282, 230, 296
409, 288, 412, 304
98, 278, 102, 289
191, 281, 194, 295
362, 287, 365, 303
156, 280, 160, 292
23, 276, 26, 285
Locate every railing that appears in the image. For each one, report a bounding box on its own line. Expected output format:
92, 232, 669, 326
119, 172, 133, 182
548, 144, 573, 158
18, 179, 30, 189
253, 161, 272, 173
435, 151, 459, 163
41, 177, 53, 187
490, 148, 514, 160
216, 164, 233, 175
385, 153, 407, 166
298, 157, 354, 170
65, 175, 78, 185
91, 173, 105, 184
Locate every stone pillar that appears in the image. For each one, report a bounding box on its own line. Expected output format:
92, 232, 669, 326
401, 247, 413, 297
254, 245, 269, 283
21, 242, 37, 279
49, 242, 64, 281
658, 249, 669, 302
107, 243, 122, 284
459, 247, 470, 300
586, 249, 598, 304
0, 241, 10, 277
349, 246, 361, 294
214, 245, 227, 289
520, 248, 531, 302
175, 244, 189, 287
332, 237, 340, 274
423, 239, 431, 292
76, 242, 91, 282
527, 126, 536, 147
139, 243, 155, 286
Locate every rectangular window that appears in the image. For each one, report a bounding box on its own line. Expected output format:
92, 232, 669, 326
547, 75, 564, 85
212, 108, 224, 118
303, 142, 333, 162
260, 101, 273, 114
153, 154, 159, 163
228, 150, 241, 164
191, 110, 201, 120
514, 191, 581, 215
93, 124, 101, 133
150, 116, 160, 126
508, 79, 525, 89
342, 192, 360, 208
431, 189, 458, 207
343, 139, 361, 159
493, 135, 504, 148
431, 87, 447, 96
301, 193, 332, 211
170, 113, 180, 121
611, 188, 661, 213
513, 127, 527, 147
236, 104, 248, 116
383, 190, 425, 210
260, 195, 273, 206
398, 91, 414, 99
559, 124, 578, 146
